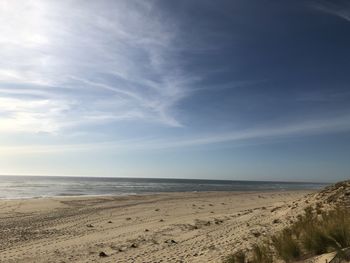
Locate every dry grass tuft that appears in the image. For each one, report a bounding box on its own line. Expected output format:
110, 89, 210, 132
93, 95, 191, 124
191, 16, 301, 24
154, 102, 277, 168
250, 244, 273, 263
223, 206, 350, 262
271, 228, 301, 262
223, 250, 246, 263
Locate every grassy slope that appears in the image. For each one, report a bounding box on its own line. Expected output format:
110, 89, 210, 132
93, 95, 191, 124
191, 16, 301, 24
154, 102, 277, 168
223, 181, 350, 263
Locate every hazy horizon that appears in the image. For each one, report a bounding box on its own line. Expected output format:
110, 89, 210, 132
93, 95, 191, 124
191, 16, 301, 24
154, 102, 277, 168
0, 174, 332, 184
1, 0, 350, 182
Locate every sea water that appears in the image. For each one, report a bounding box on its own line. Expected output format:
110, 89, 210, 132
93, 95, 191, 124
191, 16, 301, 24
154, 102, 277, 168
0, 175, 328, 199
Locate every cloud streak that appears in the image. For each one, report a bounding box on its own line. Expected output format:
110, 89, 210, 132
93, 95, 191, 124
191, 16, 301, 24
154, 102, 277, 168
2, 114, 350, 155
0, 0, 197, 133
312, 0, 350, 22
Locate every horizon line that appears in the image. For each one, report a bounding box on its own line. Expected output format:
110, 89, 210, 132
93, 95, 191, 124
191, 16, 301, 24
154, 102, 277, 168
0, 174, 332, 184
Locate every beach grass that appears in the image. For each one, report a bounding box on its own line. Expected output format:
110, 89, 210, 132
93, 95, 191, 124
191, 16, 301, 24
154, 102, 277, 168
224, 205, 350, 262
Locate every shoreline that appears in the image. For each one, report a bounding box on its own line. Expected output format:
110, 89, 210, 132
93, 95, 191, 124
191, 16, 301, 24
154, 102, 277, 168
0, 190, 313, 262
0, 188, 318, 201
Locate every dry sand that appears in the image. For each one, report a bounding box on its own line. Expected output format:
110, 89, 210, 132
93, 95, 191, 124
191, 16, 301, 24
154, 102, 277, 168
0, 190, 313, 263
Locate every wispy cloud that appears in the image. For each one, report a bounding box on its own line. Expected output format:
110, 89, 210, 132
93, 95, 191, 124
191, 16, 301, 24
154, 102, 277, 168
312, 0, 350, 22
2, 113, 350, 155
0, 0, 197, 133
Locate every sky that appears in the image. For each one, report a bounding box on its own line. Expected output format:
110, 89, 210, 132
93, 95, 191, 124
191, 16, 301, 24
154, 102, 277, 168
0, 0, 350, 182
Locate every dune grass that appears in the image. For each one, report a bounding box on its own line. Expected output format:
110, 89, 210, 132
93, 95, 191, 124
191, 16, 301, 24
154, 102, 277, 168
296, 206, 350, 255
271, 229, 301, 262
223, 205, 350, 262
223, 250, 246, 263
250, 244, 273, 263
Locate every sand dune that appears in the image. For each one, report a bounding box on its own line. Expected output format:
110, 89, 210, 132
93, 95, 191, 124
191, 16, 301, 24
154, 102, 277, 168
0, 191, 313, 263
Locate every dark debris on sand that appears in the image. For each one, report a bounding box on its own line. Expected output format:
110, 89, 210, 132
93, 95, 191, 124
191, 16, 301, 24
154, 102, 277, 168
99, 251, 108, 257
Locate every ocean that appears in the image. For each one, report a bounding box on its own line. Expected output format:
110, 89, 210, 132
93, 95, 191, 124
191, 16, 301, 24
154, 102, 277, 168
0, 176, 329, 199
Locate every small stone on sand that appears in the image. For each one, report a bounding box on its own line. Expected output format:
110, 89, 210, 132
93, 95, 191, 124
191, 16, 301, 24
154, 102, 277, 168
99, 252, 108, 257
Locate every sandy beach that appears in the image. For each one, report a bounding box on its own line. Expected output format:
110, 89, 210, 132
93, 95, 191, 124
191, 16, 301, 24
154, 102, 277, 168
0, 190, 313, 263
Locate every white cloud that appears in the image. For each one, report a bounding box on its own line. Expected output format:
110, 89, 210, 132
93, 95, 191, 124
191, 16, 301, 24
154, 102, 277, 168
0, 97, 73, 133
0, 0, 195, 133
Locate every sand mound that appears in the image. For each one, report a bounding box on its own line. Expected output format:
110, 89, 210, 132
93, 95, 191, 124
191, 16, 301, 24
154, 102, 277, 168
314, 180, 350, 207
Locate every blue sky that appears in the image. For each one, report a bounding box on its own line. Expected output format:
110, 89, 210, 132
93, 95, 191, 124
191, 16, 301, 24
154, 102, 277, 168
0, 0, 350, 182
